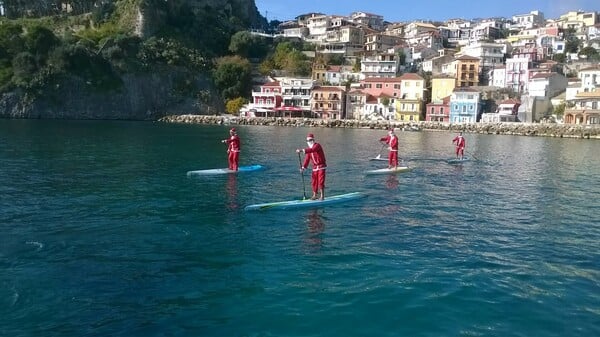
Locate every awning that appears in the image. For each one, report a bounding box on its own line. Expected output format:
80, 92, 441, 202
275, 106, 303, 111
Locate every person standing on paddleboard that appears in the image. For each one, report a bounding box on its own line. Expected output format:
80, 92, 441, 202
379, 128, 399, 169
296, 133, 327, 200
452, 132, 466, 160
222, 128, 240, 171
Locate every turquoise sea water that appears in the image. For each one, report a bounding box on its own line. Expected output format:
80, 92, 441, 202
1, 120, 599, 336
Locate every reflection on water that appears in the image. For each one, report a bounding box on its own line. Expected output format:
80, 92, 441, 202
226, 174, 238, 210
385, 175, 399, 189
304, 209, 325, 251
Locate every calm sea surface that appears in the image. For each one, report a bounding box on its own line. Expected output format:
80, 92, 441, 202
1, 120, 599, 337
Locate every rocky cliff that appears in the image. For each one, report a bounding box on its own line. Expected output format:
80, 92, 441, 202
0, 0, 264, 120
0, 70, 222, 120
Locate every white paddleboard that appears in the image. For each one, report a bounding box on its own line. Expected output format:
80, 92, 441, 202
365, 166, 412, 175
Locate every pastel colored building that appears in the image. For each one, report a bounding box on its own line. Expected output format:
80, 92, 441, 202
425, 95, 450, 122
431, 75, 456, 103
455, 55, 480, 87
396, 73, 425, 122
449, 87, 481, 123
360, 77, 402, 99
311, 86, 346, 120
347, 89, 367, 120
564, 89, 600, 125
246, 81, 282, 117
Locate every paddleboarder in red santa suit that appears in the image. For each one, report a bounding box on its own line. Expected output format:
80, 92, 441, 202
296, 133, 327, 200
452, 132, 466, 160
379, 128, 399, 169
222, 128, 240, 171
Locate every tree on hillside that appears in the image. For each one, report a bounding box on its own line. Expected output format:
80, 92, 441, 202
11, 52, 37, 87
579, 46, 600, 61
396, 50, 406, 66
353, 58, 361, 72
563, 28, 581, 54
24, 26, 60, 62
325, 54, 345, 66
212, 56, 252, 101
552, 53, 566, 63
282, 50, 310, 76
225, 97, 247, 114
228, 31, 269, 59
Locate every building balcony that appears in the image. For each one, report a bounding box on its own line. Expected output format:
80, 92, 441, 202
282, 94, 311, 100
252, 92, 278, 98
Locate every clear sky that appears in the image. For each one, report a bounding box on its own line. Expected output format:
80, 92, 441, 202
255, 0, 599, 23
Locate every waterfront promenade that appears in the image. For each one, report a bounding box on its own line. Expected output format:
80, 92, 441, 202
159, 114, 600, 139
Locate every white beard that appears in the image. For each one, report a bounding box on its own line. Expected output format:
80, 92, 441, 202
307, 142, 314, 148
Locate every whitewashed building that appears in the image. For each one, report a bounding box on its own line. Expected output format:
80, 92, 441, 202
528, 72, 567, 98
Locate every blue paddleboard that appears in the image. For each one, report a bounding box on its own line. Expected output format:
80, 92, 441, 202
244, 192, 366, 211
187, 164, 264, 176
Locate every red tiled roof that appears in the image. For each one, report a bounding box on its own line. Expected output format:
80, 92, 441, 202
399, 73, 424, 80
363, 77, 402, 83
365, 95, 378, 103
327, 65, 342, 72
456, 55, 480, 61
313, 86, 344, 92
262, 81, 280, 87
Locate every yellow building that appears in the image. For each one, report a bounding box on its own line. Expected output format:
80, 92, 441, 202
312, 63, 327, 83
557, 11, 599, 29
431, 75, 456, 103
455, 55, 480, 87
395, 73, 425, 122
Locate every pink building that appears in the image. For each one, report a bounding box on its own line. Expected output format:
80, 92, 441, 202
250, 81, 282, 116
359, 77, 402, 99
425, 96, 450, 122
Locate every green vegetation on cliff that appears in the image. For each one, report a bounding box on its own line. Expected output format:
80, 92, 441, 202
0, 0, 271, 115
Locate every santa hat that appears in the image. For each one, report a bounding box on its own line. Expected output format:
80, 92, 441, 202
306, 133, 314, 140
230, 128, 236, 133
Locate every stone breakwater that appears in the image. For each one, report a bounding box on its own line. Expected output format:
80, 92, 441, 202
159, 115, 600, 139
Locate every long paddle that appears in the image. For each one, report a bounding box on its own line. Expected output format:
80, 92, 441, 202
375, 142, 386, 159
298, 152, 307, 200
466, 149, 479, 161
463, 134, 479, 161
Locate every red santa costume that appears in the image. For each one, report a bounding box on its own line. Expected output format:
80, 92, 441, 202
300, 133, 327, 200
223, 128, 240, 171
379, 129, 399, 168
452, 133, 466, 159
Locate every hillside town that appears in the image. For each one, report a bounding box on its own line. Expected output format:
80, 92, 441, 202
241, 10, 600, 126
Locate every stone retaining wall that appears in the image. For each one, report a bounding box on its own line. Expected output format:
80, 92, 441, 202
159, 115, 600, 140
